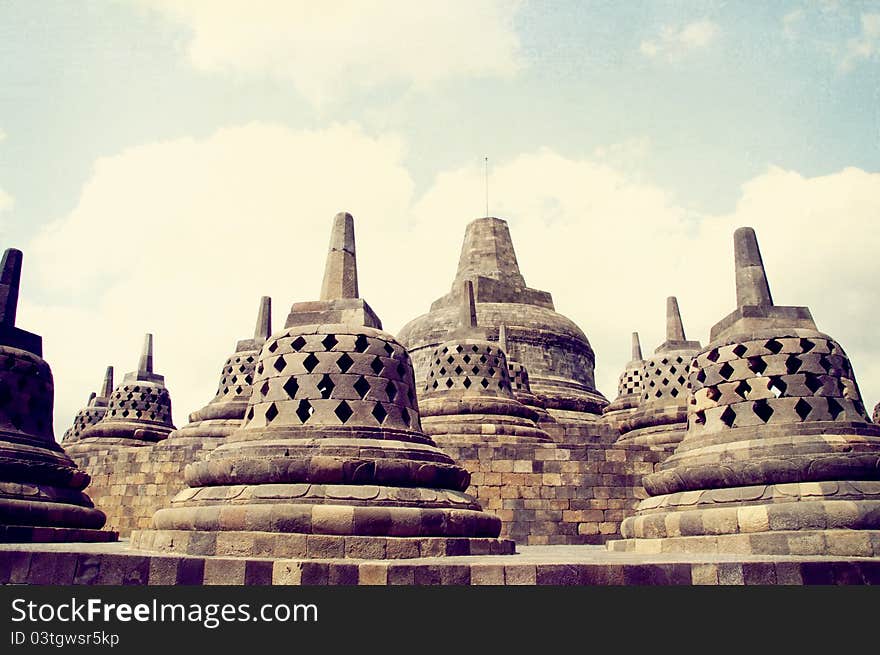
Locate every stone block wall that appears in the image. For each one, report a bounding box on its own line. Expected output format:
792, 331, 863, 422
439, 438, 676, 545
69, 440, 218, 538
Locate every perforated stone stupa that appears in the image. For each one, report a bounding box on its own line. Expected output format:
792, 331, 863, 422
602, 332, 645, 428
612, 227, 880, 556
617, 298, 701, 446
71, 334, 175, 450
0, 248, 114, 543
169, 297, 271, 443
131, 212, 512, 559
419, 282, 552, 444
61, 366, 113, 445
398, 216, 607, 420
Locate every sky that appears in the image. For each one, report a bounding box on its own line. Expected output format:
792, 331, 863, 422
1, 0, 879, 436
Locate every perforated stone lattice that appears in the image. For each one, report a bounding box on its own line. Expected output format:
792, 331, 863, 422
507, 361, 531, 393
105, 383, 173, 426
0, 347, 54, 439
617, 364, 644, 399
640, 353, 693, 403
65, 406, 107, 442
213, 352, 258, 401
244, 328, 421, 431
687, 335, 870, 434
425, 342, 512, 396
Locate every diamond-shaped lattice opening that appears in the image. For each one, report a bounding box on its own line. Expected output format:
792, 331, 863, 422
804, 374, 823, 394
661, 377, 670, 386
335, 353, 354, 373
265, 402, 279, 423
472, 366, 480, 374
696, 369, 707, 384
290, 336, 307, 351
296, 399, 313, 423
827, 397, 844, 420
706, 386, 721, 401
765, 339, 784, 354
748, 357, 767, 375
439, 367, 447, 376
661, 358, 669, 365
785, 355, 802, 374
669, 366, 677, 375
354, 335, 370, 353
401, 408, 411, 427
246, 407, 254, 421
819, 355, 833, 373
384, 342, 395, 356
463, 377, 472, 389
317, 374, 335, 399
480, 355, 487, 364
441, 347, 449, 355
235, 386, 243, 395
648, 380, 656, 388
335, 401, 354, 423
455, 345, 463, 353
302, 353, 320, 373
480, 378, 490, 389
372, 403, 387, 424
794, 398, 812, 421
769, 377, 786, 398
396, 362, 406, 377
430, 380, 438, 390
473, 345, 480, 353
753, 399, 774, 423
720, 405, 737, 427
268, 341, 279, 353
273, 355, 287, 373
370, 357, 384, 375
322, 334, 338, 351
445, 378, 454, 388
670, 388, 679, 397
257, 363, 264, 375
447, 356, 455, 365
734, 379, 752, 398
354, 376, 370, 399
706, 349, 720, 363
487, 368, 495, 376
654, 390, 662, 398
386, 381, 398, 402
732, 344, 748, 358
463, 354, 471, 364
454, 366, 464, 375
718, 362, 735, 380
800, 339, 815, 353
677, 376, 686, 386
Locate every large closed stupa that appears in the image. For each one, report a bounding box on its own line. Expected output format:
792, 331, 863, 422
398, 217, 607, 421
0, 248, 113, 543
131, 213, 512, 559
612, 228, 880, 556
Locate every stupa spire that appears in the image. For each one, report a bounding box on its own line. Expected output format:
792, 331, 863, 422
100, 365, 114, 398
138, 334, 153, 374
631, 332, 642, 362
0, 248, 22, 326
320, 211, 358, 301
254, 295, 272, 341
453, 217, 526, 290
734, 227, 774, 308
666, 297, 686, 342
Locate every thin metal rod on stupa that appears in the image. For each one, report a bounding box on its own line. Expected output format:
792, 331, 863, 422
139, 334, 154, 374
666, 297, 687, 342
0, 248, 23, 326
734, 226, 774, 308
631, 332, 643, 361
254, 296, 272, 341
320, 212, 358, 301
100, 365, 114, 397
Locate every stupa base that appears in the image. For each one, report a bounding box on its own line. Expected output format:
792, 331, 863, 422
131, 529, 514, 559
0, 524, 117, 544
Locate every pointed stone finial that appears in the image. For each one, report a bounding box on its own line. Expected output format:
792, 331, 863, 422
734, 227, 774, 308
101, 365, 114, 398
667, 297, 687, 342
498, 323, 508, 352
631, 332, 643, 361
460, 280, 478, 330
139, 334, 154, 374
254, 296, 272, 341
320, 212, 358, 301
0, 248, 23, 326
87, 391, 97, 404
453, 217, 526, 290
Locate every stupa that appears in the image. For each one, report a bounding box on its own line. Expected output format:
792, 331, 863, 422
418, 282, 552, 444
0, 248, 113, 542
602, 332, 645, 428
61, 366, 113, 444
617, 298, 701, 446
613, 227, 880, 555
168, 297, 271, 443
131, 213, 512, 559
398, 216, 607, 420
71, 334, 175, 450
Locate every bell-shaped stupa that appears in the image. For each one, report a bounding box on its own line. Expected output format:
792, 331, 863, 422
132, 213, 512, 559
418, 282, 552, 444
71, 334, 175, 450
62, 366, 114, 445
169, 297, 271, 443
613, 227, 880, 556
617, 298, 701, 446
602, 332, 645, 428
398, 217, 607, 421
0, 248, 113, 543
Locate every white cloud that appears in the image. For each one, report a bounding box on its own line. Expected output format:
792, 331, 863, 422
137, 0, 524, 104
640, 19, 719, 61
23, 125, 880, 438
0, 129, 12, 214
842, 13, 880, 69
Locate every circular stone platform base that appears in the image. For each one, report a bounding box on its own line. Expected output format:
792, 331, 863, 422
131, 529, 515, 559
0, 524, 117, 543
